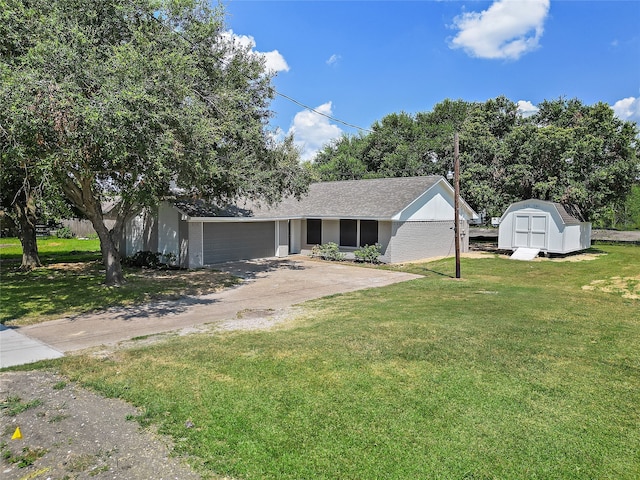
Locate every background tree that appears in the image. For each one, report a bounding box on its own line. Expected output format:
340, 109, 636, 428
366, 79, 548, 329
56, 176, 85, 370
501, 99, 639, 220
0, 0, 55, 269
2, 0, 310, 285
310, 96, 639, 225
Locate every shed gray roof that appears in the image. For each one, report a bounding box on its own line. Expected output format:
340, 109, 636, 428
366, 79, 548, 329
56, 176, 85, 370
175, 176, 445, 220
504, 199, 586, 225
554, 203, 586, 224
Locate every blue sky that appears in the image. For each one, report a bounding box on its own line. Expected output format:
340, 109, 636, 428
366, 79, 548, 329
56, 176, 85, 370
221, 0, 640, 160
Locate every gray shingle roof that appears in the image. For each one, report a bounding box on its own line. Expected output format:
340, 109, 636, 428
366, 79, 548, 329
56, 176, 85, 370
554, 203, 585, 224
175, 176, 444, 220
502, 199, 586, 225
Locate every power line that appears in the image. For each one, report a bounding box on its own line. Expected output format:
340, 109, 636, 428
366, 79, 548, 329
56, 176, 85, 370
274, 91, 372, 133
145, 6, 372, 134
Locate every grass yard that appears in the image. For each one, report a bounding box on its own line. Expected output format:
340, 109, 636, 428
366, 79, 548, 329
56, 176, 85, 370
0, 237, 239, 324
49, 245, 639, 479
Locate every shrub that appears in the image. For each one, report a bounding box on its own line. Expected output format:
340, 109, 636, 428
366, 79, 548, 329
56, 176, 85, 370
122, 251, 162, 268
55, 226, 75, 239
354, 243, 382, 264
311, 242, 346, 261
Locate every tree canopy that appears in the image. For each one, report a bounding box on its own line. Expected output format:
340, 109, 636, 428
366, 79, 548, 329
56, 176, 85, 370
310, 96, 640, 225
1, 0, 310, 284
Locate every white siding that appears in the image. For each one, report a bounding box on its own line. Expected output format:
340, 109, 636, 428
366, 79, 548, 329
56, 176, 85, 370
498, 201, 591, 254
158, 202, 181, 259
322, 220, 340, 245
125, 215, 146, 256
188, 222, 204, 268
290, 219, 302, 254
276, 220, 289, 257
398, 188, 455, 221
378, 221, 393, 259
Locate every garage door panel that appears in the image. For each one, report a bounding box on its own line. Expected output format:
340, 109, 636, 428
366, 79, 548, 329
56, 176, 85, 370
203, 222, 275, 264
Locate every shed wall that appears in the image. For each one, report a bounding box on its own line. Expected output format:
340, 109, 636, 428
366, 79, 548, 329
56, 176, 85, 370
498, 202, 591, 253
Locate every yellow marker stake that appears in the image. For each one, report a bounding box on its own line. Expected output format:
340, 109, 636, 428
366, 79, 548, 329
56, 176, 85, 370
11, 427, 22, 440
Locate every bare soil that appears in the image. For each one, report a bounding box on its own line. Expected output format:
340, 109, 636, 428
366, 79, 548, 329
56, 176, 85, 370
1, 370, 203, 480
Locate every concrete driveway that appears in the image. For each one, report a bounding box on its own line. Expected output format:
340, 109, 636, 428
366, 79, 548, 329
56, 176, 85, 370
2, 256, 421, 367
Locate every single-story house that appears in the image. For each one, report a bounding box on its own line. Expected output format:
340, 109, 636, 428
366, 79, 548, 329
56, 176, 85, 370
498, 199, 591, 255
121, 176, 479, 267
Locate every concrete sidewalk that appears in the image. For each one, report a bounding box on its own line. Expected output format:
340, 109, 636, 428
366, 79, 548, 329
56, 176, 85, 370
3, 257, 421, 366
0, 325, 64, 368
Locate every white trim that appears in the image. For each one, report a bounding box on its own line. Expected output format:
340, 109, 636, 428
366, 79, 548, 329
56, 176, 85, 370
394, 179, 478, 221
186, 215, 387, 222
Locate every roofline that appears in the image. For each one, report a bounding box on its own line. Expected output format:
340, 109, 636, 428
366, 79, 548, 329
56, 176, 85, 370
499, 199, 586, 224
396, 177, 479, 220
186, 215, 394, 222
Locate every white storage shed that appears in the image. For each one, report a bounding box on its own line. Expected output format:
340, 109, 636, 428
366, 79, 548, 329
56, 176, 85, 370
498, 199, 591, 257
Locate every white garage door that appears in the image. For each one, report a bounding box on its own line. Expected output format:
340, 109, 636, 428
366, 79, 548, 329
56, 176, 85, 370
203, 222, 275, 264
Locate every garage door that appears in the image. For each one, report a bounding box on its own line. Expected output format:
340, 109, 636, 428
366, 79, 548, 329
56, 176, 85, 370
203, 222, 275, 264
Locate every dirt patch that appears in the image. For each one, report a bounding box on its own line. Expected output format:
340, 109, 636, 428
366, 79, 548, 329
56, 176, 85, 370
582, 275, 640, 299
1, 370, 202, 480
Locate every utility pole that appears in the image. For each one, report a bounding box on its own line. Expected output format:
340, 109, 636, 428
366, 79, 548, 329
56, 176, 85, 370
454, 132, 461, 279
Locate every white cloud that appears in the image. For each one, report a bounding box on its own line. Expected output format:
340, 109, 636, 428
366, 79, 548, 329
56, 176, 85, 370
262, 50, 289, 73
326, 54, 341, 66
450, 0, 550, 60
222, 30, 290, 73
288, 102, 344, 161
517, 100, 539, 117
612, 97, 640, 123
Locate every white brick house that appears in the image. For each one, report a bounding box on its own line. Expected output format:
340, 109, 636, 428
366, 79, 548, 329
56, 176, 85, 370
122, 176, 479, 267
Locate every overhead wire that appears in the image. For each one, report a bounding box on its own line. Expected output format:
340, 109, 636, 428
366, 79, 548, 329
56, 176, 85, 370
144, 5, 372, 134
273, 91, 372, 133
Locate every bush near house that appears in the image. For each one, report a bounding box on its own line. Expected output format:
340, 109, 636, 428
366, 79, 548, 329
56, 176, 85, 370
354, 243, 382, 263
121, 251, 178, 269
312, 243, 382, 263
311, 242, 346, 261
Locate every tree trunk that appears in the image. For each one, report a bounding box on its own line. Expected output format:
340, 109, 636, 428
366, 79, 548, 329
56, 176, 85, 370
60, 175, 126, 286
92, 216, 126, 287
13, 190, 42, 270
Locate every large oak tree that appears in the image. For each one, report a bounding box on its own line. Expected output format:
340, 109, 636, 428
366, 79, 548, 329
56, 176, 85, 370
1, 0, 309, 285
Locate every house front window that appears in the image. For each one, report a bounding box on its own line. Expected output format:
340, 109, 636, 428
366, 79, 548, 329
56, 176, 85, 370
359, 220, 378, 246
339, 219, 358, 247
339, 219, 378, 248
307, 218, 322, 245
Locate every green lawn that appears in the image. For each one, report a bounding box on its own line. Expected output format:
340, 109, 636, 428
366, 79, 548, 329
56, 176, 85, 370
0, 237, 239, 324
46, 244, 639, 479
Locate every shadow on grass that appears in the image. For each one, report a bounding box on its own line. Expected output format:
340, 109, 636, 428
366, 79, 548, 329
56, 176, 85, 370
1, 261, 238, 325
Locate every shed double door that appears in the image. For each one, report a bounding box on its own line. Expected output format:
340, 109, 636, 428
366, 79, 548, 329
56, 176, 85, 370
513, 214, 548, 249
